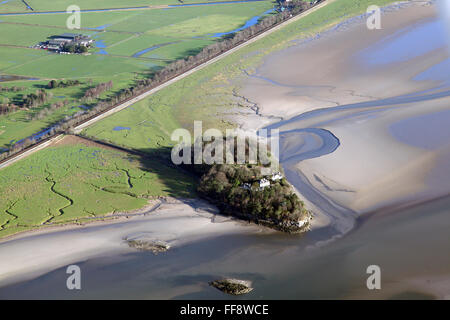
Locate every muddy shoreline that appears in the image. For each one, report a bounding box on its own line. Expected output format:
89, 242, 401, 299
236, 0, 450, 238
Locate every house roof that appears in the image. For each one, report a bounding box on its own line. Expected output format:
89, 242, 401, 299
59, 33, 81, 39
48, 40, 66, 46
50, 38, 71, 43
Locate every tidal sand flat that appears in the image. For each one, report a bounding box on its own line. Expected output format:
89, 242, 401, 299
241, 0, 450, 235
1, 194, 449, 299
241, 1, 446, 122
0, 198, 266, 289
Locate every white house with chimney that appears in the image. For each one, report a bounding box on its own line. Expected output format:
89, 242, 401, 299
259, 178, 270, 189
271, 172, 283, 181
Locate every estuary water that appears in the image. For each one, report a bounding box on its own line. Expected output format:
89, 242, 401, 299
1, 194, 448, 299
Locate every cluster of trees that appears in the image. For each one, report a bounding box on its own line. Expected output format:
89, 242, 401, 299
284, 0, 314, 12
0, 98, 19, 115
31, 100, 70, 120
1, 88, 49, 115
22, 90, 52, 109
1, 86, 22, 115
197, 163, 309, 232
0, 127, 59, 160
0, 88, 69, 118
0, 85, 25, 92
83, 81, 113, 100
62, 43, 88, 54
178, 137, 310, 232
47, 79, 81, 89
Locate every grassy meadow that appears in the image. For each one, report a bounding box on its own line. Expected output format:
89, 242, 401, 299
0, 0, 26, 13
0, 74, 142, 149
0, 0, 206, 13
0, 136, 196, 238
0, 0, 274, 148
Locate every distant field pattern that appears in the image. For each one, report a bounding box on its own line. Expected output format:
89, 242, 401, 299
0, 0, 275, 148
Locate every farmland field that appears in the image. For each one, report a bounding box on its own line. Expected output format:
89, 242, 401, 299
0, 135, 196, 238
0, 0, 275, 149
0, 0, 250, 13
0, 0, 27, 13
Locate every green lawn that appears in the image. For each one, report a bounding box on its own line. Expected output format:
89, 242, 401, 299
106, 34, 176, 57
0, 23, 76, 47
0, 136, 197, 238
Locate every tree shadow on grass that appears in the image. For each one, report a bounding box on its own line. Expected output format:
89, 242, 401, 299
86, 138, 199, 199
33, 83, 48, 89
136, 149, 198, 199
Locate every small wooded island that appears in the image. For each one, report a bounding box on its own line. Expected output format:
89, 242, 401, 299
209, 279, 253, 295
178, 137, 312, 233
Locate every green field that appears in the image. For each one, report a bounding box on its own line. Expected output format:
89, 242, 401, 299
0, 136, 196, 238
0, 0, 27, 13
0, 0, 234, 13
0, 0, 275, 148
0, 2, 274, 52
79, 96, 181, 153
0, 74, 142, 149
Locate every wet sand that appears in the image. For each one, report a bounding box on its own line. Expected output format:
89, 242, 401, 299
240, 1, 445, 125
0, 198, 267, 288
1, 194, 449, 300
240, 0, 450, 234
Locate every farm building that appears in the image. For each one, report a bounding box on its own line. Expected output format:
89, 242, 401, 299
46, 40, 66, 51
52, 33, 93, 46
40, 33, 93, 52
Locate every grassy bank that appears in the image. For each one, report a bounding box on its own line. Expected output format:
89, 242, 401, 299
0, 135, 196, 239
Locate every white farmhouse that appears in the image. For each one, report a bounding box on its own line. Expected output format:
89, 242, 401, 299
259, 178, 270, 189
296, 219, 307, 228
271, 172, 283, 181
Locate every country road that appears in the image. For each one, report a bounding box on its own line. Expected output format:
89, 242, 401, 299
0, 0, 333, 171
